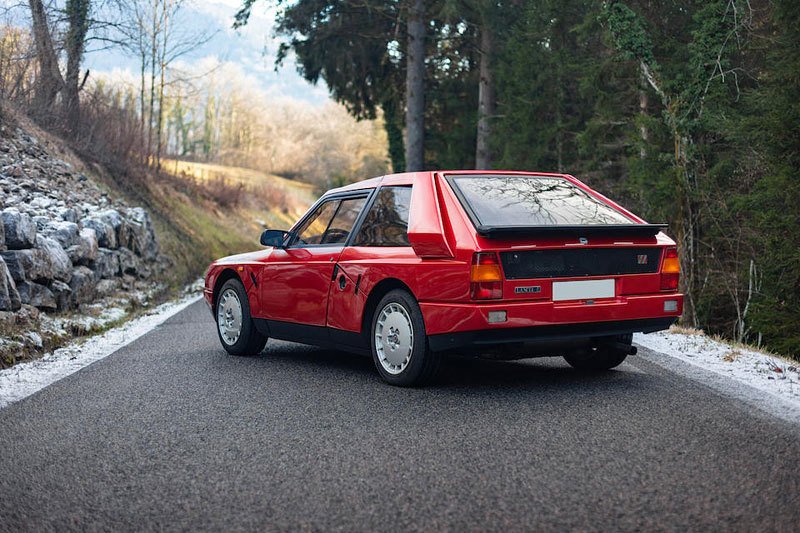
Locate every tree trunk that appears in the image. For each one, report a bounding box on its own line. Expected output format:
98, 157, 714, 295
155, 0, 170, 171
475, 22, 495, 170
139, 48, 147, 163
638, 70, 649, 159
674, 135, 699, 327
64, 0, 91, 129
382, 97, 406, 172
147, 0, 160, 166
28, 0, 64, 115
405, 0, 425, 172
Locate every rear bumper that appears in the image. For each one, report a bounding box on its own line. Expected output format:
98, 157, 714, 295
428, 317, 676, 352
422, 293, 682, 352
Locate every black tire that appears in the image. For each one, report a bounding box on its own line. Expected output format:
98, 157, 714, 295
563, 334, 632, 371
370, 289, 440, 387
215, 278, 268, 356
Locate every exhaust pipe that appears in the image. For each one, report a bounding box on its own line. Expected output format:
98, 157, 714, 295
606, 341, 637, 355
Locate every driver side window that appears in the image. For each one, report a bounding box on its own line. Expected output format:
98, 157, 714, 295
293, 196, 368, 246
295, 201, 339, 245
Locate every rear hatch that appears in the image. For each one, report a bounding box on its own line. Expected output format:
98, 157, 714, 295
444, 173, 672, 301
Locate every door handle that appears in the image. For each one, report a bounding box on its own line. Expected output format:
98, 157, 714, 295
338, 274, 347, 290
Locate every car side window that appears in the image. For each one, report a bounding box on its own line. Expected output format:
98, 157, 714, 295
294, 200, 340, 245
353, 187, 412, 246
320, 197, 367, 244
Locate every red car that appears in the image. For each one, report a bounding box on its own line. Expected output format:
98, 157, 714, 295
204, 171, 682, 386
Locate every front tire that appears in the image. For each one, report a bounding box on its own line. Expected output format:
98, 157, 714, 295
563, 334, 632, 371
216, 278, 267, 356
371, 289, 440, 387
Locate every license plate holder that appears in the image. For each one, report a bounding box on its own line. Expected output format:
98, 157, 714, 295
552, 279, 615, 302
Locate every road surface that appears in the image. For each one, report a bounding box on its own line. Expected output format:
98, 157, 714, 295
1, 301, 798, 531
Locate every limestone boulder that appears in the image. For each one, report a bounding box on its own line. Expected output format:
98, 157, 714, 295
0, 249, 35, 282
67, 228, 98, 266
45, 221, 80, 249
2, 208, 36, 249
0, 257, 21, 311
95, 248, 120, 279
68, 266, 96, 306
80, 217, 116, 249
17, 281, 57, 311
117, 247, 140, 276
50, 280, 72, 311
34, 235, 72, 283
124, 207, 159, 260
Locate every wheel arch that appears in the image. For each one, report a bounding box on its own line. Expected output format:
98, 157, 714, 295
212, 268, 243, 313
361, 278, 418, 339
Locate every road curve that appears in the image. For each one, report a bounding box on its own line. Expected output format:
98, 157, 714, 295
1, 300, 798, 531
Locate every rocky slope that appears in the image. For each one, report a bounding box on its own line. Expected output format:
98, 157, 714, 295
0, 113, 166, 365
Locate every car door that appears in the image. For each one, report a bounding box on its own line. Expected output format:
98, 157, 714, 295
327, 186, 414, 334
260, 193, 369, 327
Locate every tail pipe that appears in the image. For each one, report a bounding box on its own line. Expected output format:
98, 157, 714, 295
606, 341, 637, 355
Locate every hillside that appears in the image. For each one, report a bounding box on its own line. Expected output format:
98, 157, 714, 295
0, 106, 313, 366
161, 159, 317, 231
91, 159, 315, 287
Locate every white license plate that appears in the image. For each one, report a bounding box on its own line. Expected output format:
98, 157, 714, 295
552, 279, 615, 302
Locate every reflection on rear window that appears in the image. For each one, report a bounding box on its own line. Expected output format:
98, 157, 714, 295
450, 175, 633, 227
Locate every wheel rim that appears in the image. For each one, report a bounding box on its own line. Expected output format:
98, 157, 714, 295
375, 302, 414, 375
217, 288, 243, 346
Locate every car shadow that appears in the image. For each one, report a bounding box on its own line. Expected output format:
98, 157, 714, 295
246, 340, 655, 393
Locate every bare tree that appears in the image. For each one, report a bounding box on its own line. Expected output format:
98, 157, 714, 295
64, 0, 91, 127
114, 0, 213, 168
475, 20, 495, 169
28, 0, 64, 114
405, 0, 426, 172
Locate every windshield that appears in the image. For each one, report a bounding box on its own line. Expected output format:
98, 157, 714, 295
449, 175, 634, 227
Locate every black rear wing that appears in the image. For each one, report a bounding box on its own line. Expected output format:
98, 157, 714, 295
476, 224, 668, 239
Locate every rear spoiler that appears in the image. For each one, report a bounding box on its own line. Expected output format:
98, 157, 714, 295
476, 224, 668, 239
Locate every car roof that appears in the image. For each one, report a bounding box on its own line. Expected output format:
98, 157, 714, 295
326, 170, 576, 195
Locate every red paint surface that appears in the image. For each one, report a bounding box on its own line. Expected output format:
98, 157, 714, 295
204, 171, 684, 339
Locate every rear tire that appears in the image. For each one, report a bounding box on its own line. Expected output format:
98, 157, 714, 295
215, 278, 268, 356
563, 334, 632, 371
370, 289, 440, 387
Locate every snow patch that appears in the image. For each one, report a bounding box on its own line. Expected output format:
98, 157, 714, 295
0, 294, 201, 409
635, 330, 800, 413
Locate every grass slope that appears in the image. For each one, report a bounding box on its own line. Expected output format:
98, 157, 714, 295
90, 160, 315, 288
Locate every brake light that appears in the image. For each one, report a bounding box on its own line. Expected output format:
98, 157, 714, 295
661, 247, 680, 291
471, 253, 503, 300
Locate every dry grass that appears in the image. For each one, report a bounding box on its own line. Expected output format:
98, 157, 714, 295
722, 350, 741, 363
668, 324, 798, 366
204, 176, 245, 208
162, 159, 315, 225
669, 325, 706, 336
163, 159, 314, 195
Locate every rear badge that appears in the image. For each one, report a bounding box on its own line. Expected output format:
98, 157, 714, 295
579, 237, 589, 245
515, 286, 541, 294
637, 254, 649, 265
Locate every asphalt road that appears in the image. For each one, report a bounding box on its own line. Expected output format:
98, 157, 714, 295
1, 301, 798, 532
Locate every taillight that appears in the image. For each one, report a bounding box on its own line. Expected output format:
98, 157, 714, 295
471, 252, 503, 300
661, 247, 680, 291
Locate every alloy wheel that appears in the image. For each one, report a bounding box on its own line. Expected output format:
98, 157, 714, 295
374, 302, 414, 374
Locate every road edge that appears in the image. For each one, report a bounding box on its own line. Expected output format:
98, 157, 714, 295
0, 294, 203, 409
635, 344, 800, 427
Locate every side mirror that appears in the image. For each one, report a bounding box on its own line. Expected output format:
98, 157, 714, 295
260, 229, 290, 248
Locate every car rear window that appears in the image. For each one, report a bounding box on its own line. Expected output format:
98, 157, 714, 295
352, 187, 411, 246
449, 175, 634, 227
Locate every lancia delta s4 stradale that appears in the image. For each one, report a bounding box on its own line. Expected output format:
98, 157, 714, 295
204, 171, 683, 386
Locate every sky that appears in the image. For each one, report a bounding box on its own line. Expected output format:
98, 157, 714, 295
61, 0, 329, 106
